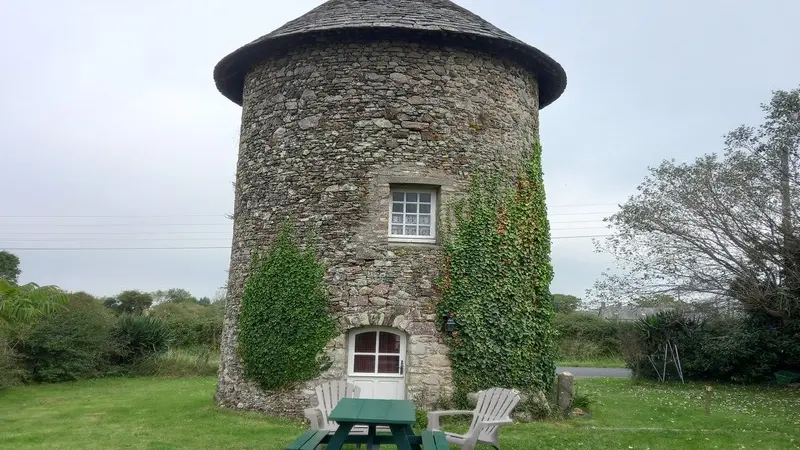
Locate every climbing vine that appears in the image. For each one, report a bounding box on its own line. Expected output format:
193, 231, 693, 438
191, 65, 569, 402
238, 221, 337, 390
437, 140, 556, 396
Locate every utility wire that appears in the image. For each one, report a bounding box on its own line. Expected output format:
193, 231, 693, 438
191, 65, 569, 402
0, 234, 612, 251
0, 203, 619, 219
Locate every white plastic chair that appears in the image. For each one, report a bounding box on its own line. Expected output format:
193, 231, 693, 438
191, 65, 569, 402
303, 380, 365, 448
427, 387, 521, 450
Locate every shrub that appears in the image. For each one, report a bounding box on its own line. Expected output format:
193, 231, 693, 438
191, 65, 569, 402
624, 310, 800, 383
15, 294, 116, 382
238, 221, 337, 390
149, 301, 223, 349
113, 314, 170, 366
554, 312, 621, 357
557, 338, 604, 361
0, 335, 24, 389
131, 348, 219, 377
438, 141, 556, 396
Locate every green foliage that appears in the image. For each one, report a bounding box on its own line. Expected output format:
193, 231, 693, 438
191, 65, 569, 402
0, 251, 21, 284
113, 314, 170, 365
104, 290, 153, 315
152, 288, 198, 305
438, 140, 556, 395
0, 280, 68, 324
624, 310, 800, 383
572, 389, 595, 410
0, 334, 24, 389
554, 312, 622, 357
150, 301, 223, 349
414, 408, 428, 429
15, 293, 117, 382
553, 294, 582, 314
130, 348, 219, 377
238, 221, 337, 390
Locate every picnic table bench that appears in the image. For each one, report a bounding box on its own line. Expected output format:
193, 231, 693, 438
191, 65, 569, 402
285, 429, 328, 450
420, 430, 449, 449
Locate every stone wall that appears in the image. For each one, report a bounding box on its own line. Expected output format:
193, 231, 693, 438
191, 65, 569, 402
216, 36, 540, 417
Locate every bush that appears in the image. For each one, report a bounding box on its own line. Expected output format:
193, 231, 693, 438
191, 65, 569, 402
113, 314, 170, 366
238, 221, 337, 390
15, 294, 117, 382
624, 310, 800, 383
554, 312, 622, 357
149, 301, 223, 349
0, 335, 24, 389
130, 348, 219, 377
557, 338, 604, 361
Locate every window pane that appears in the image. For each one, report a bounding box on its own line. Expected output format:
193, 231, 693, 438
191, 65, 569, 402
405, 226, 417, 235
354, 355, 376, 373
419, 226, 431, 236
391, 225, 403, 234
354, 332, 376, 353
406, 215, 417, 224
405, 203, 417, 213
419, 204, 431, 214
378, 332, 401, 353
392, 214, 403, 224
392, 203, 404, 213
406, 193, 418, 202
419, 193, 431, 203
419, 214, 431, 225
378, 355, 400, 374
392, 192, 404, 202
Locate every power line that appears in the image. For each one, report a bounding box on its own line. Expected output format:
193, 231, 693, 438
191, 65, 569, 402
0, 231, 233, 236
0, 214, 228, 218
0, 235, 613, 251
0, 204, 618, 219
0, 223, 232, 228
0, 227, 611, 242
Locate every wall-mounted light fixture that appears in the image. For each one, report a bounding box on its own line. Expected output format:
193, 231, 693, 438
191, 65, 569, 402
444, 312, 456, 336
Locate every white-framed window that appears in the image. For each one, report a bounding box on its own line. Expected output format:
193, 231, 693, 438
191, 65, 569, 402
348, 327, 405, 377
388, 187, 437, 243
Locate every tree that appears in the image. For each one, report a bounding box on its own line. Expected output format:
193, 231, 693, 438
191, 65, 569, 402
104, 290, 153, 315
151, 288, 197, 305
0, 280, 68, 324
632, 294, 685, 308
553, 294, 582, 313
591, 87, 800, 321
0, 251, 21, 284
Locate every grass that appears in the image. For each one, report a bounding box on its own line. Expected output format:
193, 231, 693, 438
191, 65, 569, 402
1, 377, 798, 449
556, 356, 627, 368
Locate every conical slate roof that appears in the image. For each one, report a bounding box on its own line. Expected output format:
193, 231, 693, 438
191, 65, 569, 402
213, 0, 567, 108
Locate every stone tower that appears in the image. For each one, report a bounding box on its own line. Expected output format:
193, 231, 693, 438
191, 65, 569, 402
214, 0, 566, 416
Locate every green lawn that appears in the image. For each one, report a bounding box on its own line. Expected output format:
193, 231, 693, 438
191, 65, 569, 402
1, 377, 798, 449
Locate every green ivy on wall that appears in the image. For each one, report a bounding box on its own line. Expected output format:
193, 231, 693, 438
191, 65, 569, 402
238, 221, 337, 390
437, 140, 556, 396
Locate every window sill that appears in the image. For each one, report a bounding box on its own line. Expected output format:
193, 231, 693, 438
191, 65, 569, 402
387, 238, 438, 248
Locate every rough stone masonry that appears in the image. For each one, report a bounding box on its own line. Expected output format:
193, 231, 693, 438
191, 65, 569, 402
212, 0, 567, 418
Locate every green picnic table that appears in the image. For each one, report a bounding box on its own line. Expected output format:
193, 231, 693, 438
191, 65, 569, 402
324, 398, 422, 450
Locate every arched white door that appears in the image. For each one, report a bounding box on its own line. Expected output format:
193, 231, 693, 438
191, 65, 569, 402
347, 327, 407, 400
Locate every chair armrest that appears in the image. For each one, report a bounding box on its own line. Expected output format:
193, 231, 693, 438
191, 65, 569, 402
426, 410, 475, 430
303, 407, 322, 429
465, 417, 515, 440
479, 418, 514, 426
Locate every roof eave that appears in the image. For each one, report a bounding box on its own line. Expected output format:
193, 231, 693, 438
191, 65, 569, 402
213, 28, 566, 108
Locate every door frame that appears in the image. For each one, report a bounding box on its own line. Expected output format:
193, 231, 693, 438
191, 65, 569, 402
346, 326, 407, 378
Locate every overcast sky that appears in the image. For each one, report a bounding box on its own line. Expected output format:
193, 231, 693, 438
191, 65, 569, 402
1, 0, 798, 300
